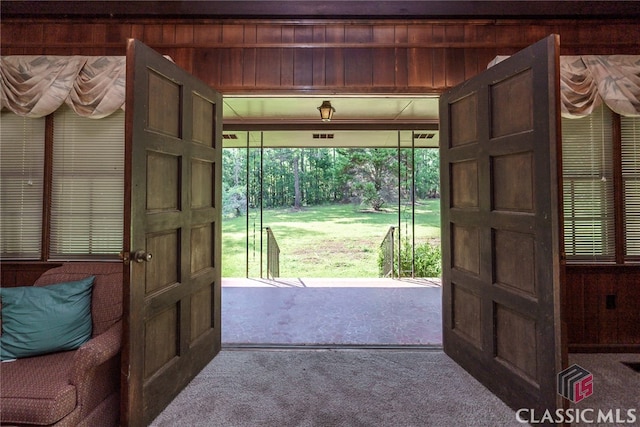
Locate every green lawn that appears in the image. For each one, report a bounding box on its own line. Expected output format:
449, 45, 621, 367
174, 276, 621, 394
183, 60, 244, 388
222, 200, 441, 278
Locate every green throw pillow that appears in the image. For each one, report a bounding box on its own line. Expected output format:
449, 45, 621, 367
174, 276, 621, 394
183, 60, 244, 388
0, 276, 95, 360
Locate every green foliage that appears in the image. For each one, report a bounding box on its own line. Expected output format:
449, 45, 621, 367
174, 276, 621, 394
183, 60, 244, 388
222, 147, 440, 211
360, 182, 385, 211
222, 185, 247, 218
414, 149, 440, 199
223, 202, 441, 278
413, 240, 442, 277
220, 145, 443, 277
378, 238, 442, 278
339, 148, 397, 209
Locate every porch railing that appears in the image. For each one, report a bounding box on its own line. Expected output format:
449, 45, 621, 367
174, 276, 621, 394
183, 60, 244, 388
380, 226, 397, 278
264, 227, 280, 279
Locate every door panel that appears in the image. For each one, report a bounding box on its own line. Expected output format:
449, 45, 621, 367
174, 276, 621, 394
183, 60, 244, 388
123, 39, 222, 426
440, 35, 564, 415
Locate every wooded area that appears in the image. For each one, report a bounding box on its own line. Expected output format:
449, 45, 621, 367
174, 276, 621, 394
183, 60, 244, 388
222, 147, 440, 216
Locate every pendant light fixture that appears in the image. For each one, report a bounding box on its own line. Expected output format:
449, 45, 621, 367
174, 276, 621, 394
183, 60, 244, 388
317, 100, 335, 121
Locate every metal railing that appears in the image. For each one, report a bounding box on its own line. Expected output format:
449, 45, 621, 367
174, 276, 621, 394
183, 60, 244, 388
380, 226, 397, 278
264, 227, 280, 279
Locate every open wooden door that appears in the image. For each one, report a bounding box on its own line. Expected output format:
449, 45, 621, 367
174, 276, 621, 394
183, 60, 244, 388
122, 39, 222, 426
440, 35, 565, 416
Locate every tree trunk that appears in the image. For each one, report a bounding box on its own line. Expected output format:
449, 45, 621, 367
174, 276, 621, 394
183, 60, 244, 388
293, 153, 301, 209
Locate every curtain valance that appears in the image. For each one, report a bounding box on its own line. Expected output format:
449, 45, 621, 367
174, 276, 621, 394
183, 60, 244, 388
1, 56, 126, 119
3, 54, 639, 119
489, 55, 640, 118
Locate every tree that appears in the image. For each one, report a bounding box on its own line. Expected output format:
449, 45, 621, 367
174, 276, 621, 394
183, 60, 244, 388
222, 149, 246, 187
293, 150, 301, 209
338, 148, 398, 210
415, 149, 440, 199
220, 146, 440, 214
222, 149, 248, 217
222, 185, 247, 217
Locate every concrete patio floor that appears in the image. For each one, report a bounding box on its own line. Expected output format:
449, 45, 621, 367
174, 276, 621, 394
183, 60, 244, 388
221, 277, 443, 347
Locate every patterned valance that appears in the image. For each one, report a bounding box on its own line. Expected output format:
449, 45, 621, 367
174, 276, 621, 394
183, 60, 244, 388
0, 56, 126, 119
3, 54, 638, 120
489, 55, 640, 118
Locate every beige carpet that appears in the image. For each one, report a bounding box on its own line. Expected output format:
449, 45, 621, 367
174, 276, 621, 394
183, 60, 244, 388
150, 350, 639, 427
151, 349, 516, 426
568, 353, 640, 426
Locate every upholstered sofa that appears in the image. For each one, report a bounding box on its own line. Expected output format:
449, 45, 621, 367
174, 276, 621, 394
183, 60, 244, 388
0, 262, 123, 426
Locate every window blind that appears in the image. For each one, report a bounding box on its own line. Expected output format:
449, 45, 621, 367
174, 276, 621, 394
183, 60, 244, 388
621, 115, 640, 259
562, 106, 615, 262
0, 113, 46, 259
50, 105, 124, 259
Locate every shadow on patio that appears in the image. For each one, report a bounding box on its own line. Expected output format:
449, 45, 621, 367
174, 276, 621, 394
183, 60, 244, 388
221, 278, 442, 347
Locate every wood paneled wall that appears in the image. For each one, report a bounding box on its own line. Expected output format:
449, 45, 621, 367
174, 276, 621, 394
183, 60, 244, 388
2, 18, 638, 94
1, 262, 62, 288
566, 266, 640, 352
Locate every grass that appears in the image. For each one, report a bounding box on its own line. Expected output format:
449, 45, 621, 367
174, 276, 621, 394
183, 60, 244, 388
222, 200, 441, 278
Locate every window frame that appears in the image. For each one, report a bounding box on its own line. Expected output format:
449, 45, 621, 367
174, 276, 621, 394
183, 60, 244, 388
562, 107, 639, 265
0, 113, 47, 259
620, 114, 640, 261
1, 110, 124, 262
49, 105, 125, 260
561, 106, 616, 263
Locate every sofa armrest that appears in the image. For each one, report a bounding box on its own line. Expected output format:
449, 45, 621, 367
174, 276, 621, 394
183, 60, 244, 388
70, 320, 122, 421
71, 320, 122, 386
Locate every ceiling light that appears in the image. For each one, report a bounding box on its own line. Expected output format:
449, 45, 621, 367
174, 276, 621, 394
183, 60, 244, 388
317, 100, 335, 122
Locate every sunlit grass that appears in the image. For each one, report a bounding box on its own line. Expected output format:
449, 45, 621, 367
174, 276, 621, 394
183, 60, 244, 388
222, 200, 441, 278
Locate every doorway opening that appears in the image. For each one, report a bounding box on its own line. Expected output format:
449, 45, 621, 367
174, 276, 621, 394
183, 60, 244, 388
221, 134, 441, 279
220, 99, 443, 346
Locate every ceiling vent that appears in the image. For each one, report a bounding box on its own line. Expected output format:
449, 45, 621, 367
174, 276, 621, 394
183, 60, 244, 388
414, 133, 436, 139
223, 134, 238, 139
313, 133, 335, 139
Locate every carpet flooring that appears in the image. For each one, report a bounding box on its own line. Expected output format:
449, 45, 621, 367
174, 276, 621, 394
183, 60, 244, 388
150, 349, 517, 427
568, 353, 640, 425
150, 351, 640, 427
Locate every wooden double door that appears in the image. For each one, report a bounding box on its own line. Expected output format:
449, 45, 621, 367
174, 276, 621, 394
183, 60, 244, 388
120, 35, 565, 425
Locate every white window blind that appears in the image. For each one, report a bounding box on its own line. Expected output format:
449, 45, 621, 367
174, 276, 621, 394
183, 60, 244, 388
50, 105, 124, 259
562, 106, 615, 262
621, 115, 640, 258
0, 113, 45, 259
